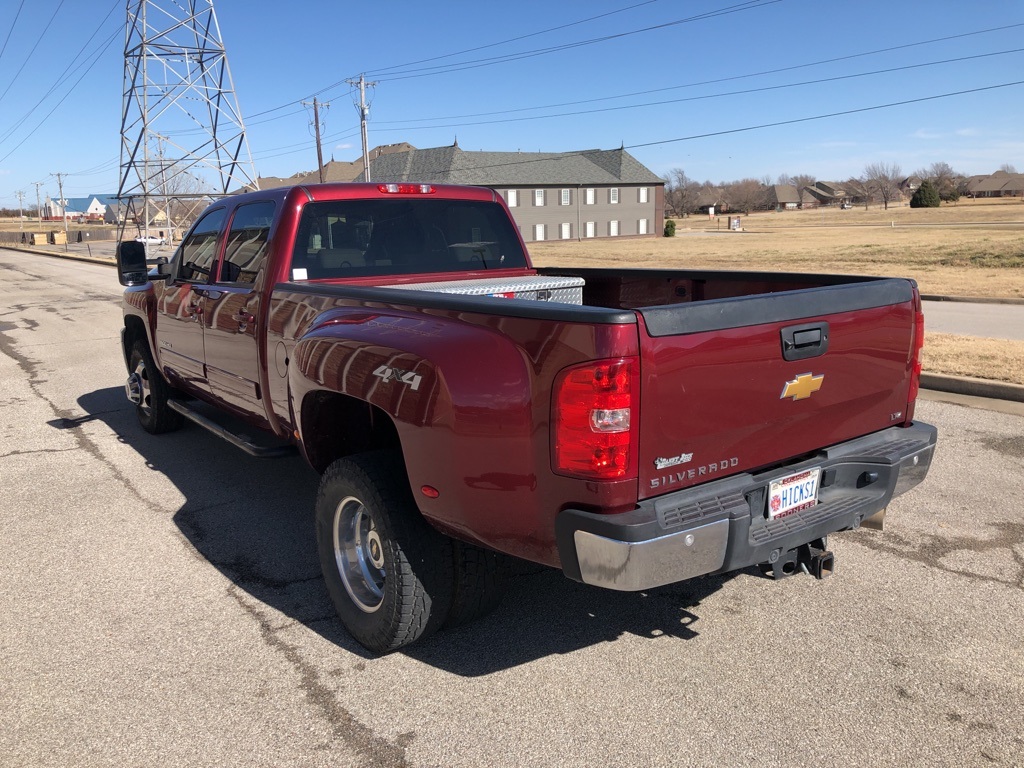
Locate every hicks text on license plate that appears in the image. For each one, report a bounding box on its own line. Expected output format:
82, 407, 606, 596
767, 467, 821, 520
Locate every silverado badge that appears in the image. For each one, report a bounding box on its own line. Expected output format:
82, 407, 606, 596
781, 372, 824, 401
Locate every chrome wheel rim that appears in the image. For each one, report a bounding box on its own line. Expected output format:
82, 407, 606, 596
333, 496, 385, 613
133, 359, 154, 414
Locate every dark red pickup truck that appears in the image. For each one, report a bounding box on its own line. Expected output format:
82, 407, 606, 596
116, 182, 936, 653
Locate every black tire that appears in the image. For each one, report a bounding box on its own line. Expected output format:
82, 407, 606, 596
315, 452, 453, 654
128, 339, 184, 434
444, 541, 507, 629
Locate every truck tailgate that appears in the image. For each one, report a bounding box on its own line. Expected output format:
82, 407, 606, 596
635, 280, 918, 500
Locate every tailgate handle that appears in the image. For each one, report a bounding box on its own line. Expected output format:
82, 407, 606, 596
781, 322, 829, 361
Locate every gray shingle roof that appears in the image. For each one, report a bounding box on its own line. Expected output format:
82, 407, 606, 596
361, 146, 663, 186
768, 184, 800, 204
974, 173, 1024, 193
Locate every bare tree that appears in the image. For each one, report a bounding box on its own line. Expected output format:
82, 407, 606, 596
914, 161, 961, 202
663, 167, 700, 217
722, 178, 769, 214
840, 177, 868, 205
862, 162, 903, 210
159, 162, 213, 238
790, 174, 816, 190
782, 173, 816, 206
999, 163, 1018, 174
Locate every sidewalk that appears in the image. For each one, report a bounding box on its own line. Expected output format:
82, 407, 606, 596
4, 242, 1023, 404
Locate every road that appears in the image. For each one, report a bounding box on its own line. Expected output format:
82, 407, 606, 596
922, 300, 1024, 341
1, 249, 1023, 767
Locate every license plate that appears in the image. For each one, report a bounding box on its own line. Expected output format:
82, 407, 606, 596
767, 467, 821, 520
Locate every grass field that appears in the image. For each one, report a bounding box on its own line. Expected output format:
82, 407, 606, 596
530, 197, 1024, 386
529, 197, 1024, 299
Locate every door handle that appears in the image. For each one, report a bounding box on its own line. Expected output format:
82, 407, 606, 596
781, 322, 829, 361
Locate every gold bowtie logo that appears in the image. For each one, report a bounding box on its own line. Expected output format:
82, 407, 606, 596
781, 373, 824, 401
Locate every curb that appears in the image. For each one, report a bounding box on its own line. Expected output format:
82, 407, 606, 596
920, 373, 1024, 404
1, 244, 115, 266
921, 294, 1024, 306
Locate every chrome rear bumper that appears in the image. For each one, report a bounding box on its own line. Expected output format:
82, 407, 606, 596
556, 422, 937, 591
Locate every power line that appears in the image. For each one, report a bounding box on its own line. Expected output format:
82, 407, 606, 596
0, 27, 121, 164
626, 80, 1024, 150
371, 47, 1024, 133
334, 80, 1024, 179
0, 0, 67, 107
366, 0, 664, 77
374, 22, 1024, 126
0, 0, 121, 148
0, 0, 27, 65
368, 1, 780, 82
239, 0, 669, 121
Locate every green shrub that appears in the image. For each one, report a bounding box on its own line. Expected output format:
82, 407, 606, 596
664, 219, 676, 237
910, 180, 941, 208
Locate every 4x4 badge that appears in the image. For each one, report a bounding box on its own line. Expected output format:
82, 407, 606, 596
781, 373, 824, 401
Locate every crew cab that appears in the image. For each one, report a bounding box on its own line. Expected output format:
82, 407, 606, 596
116, 182, 936, 653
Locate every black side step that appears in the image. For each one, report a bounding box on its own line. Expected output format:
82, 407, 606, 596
168, 400, 297, 459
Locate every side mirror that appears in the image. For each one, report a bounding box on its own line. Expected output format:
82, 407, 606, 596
116, 241, 149, 286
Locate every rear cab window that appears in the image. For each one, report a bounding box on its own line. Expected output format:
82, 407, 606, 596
289, 198, 529, 281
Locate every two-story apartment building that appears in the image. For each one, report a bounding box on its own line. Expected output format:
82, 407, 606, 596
360, 144, 664, 242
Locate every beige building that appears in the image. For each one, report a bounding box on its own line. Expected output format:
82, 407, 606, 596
359, 143, 665, 242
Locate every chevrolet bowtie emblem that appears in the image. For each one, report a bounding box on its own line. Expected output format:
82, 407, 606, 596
781, 373, 824, 401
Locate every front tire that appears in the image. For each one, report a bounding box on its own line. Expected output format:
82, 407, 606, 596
128, 339, 184, 434
315, 452, 453, 653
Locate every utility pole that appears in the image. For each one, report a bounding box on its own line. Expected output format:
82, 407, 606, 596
15, 190, 25, 231
346, 74, 377, 182
54, 172, 69, 251
34, 181, 42, 221
301, 97, 329, 183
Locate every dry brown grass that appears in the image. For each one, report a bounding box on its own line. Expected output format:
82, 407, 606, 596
530, 197, 1024, 299
924, 334, 1024, 386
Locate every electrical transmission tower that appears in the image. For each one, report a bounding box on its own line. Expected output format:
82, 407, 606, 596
118, 0, 258, 243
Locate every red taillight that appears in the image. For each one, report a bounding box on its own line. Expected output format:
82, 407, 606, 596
553, 357, 639, 481
906, 301, 925, 421
377, 183, 434, 194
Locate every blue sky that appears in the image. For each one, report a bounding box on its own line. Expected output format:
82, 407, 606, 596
1, 0, 1023, 208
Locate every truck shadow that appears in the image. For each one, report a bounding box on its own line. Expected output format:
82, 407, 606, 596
75, 386, 740, 677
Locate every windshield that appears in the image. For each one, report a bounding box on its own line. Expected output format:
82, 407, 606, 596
289, 198, 528, 280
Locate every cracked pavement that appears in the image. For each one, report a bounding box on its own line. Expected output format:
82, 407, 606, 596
1, 248, 1023, 767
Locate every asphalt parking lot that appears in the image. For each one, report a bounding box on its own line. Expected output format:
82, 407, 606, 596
1, 249, 1022, 767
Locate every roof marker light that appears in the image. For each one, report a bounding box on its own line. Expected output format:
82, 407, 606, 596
378, 183, 434, 194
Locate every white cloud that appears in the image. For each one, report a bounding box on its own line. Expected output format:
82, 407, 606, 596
335, 143, 353, 150
910, 129, 942, 140
954, 128, 980, 137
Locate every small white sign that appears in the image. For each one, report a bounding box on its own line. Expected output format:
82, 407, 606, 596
292, 268, 308, 280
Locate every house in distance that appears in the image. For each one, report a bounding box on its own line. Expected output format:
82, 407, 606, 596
359, 143, 665, 242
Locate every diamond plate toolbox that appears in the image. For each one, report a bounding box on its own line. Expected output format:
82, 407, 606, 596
383, 275, 585, 305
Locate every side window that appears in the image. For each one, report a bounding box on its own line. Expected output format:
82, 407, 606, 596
220, 201, 275, 284
177, 208, 226, 282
